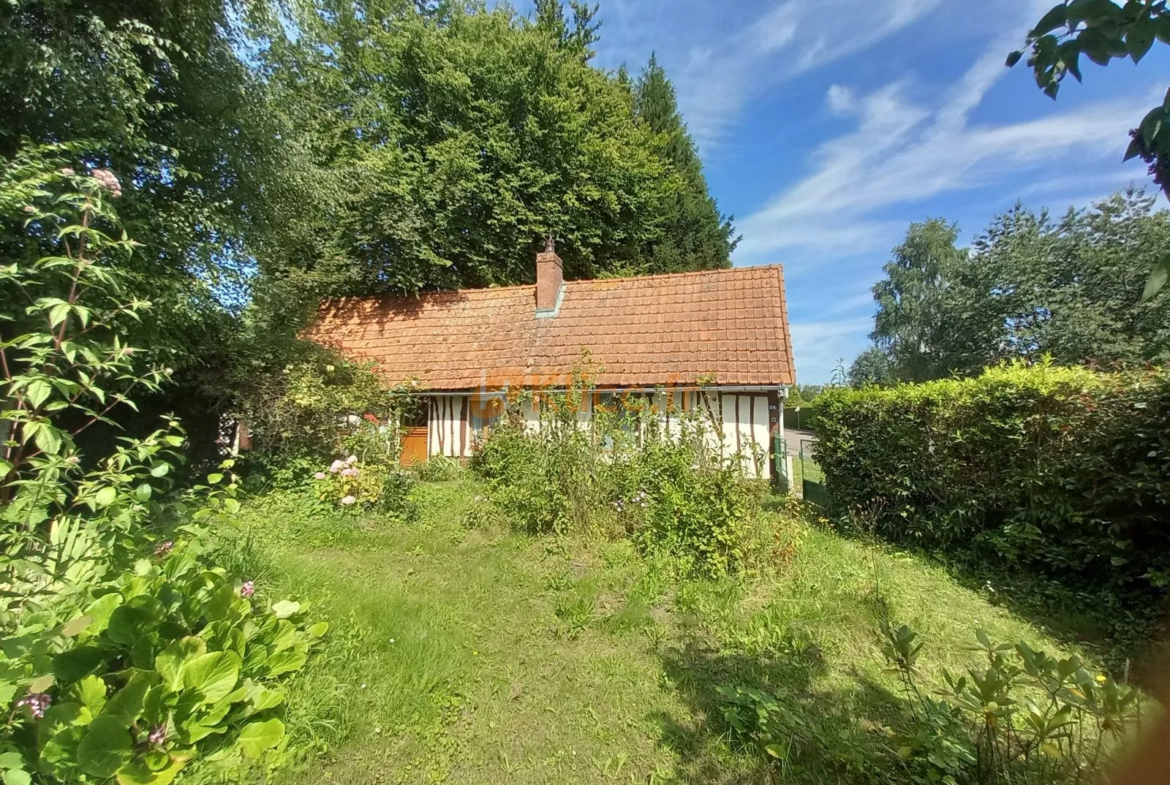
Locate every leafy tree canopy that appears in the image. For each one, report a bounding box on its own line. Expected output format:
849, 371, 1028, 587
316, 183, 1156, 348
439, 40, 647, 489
255, 0, 736, 304
1008, 0, 1170, 299
858, 190, 1170, 382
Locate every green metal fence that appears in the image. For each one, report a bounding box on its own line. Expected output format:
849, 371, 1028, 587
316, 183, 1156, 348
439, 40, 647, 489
799, 439, 829, 507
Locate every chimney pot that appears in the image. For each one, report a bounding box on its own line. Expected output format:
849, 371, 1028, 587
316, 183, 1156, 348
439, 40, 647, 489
535, 239, 563, 315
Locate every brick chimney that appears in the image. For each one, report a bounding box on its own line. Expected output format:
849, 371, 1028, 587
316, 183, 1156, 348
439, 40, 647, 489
535, 235, 563, 316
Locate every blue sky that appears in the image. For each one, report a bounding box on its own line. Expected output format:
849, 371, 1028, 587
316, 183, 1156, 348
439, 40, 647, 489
519, 0, 1169, 382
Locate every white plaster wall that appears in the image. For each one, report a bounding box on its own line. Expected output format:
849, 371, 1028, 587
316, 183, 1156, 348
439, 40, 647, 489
428, 396, 471, 458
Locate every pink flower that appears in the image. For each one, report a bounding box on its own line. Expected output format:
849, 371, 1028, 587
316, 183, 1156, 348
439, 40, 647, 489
60, 168, 75, 176
240, 580, 255, 598
314, 472, 327, 480
92, 168, 122, 197
345, 455, 358, 465
23, 205, 35, 214
17, 692, 50, 719
341, 467, 359, 478
154, 540, 173, 557
329, 459, 346, 473
340, 495, 356, 506
148, 724, 167, 744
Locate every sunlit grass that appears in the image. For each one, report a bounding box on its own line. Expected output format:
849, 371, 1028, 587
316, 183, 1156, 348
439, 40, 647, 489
237, 477, 1115, 784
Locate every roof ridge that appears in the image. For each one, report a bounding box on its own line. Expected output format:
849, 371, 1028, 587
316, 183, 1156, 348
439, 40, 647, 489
322, 263, 785, 308
563, 263, 782, 287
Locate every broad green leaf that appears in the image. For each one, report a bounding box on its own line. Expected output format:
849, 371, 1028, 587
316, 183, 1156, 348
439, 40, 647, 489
307, 621, 329, 638
237, 718, 285, 759
94, 486, 117, 509
181, 651, 240, 704
53, 646, 106, 686
150, 462, 170, 478
40, 726, 86, 779
103, 672, 151, 725
2, 770, 29, 785
1127, 17, 1156, 63
115, 757, 187, 785
156, 637, 207, 692
76, 715, 133, 778
135, 483, 152, 502
25, 379, 52, 409
265, 649, 307, 677
270, 600, 301, 619
34, 424, 62, 455
244, 684, 285, 715
0, 751, 24, 768
206, 473, 224, 484
1031, 4, 1067, 36
37, 706, 91, 748
1141, 252, 1170, 302
74, 675, 108, 715
83, 593, 123, 636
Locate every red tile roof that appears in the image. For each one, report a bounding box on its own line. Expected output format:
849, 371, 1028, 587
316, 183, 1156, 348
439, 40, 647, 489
304, 265, 796, 391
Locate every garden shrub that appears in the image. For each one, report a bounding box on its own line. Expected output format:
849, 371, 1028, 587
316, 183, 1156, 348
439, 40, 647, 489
1, 522, 325, 784
813, 361, 1170, 632
236, 356, 419, 473
469, 377, 767, 575
309, 454, 417, 519
0, 157, 324, 783
719, 622, 1142, 784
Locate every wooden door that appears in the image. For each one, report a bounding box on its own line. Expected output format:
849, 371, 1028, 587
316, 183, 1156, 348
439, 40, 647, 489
400, 427, 429, 467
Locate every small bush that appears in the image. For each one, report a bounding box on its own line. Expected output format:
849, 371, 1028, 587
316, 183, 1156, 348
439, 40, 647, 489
237, 357, 420, 470
411, 454, 463, 482
719, 623, 1142, 785
2, 534, 325, 784
469, 379, 767, 575
813, 361, 1170, 636
308, 455, 417, 519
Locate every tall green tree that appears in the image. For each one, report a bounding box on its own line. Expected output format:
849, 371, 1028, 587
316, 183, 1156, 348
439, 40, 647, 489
859, 191, 1170, 382
848, 346, 893, 387
632, 53, 739, 274
870, 219, 966, 382
0, 0, 301, 380
255, 1, 735, 304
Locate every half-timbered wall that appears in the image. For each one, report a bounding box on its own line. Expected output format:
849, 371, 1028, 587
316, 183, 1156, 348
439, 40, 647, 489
427, 395, 472, 458
423, 390, 784, 479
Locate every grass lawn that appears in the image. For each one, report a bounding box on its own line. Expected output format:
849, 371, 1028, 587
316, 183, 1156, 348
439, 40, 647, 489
238, 476, 1108, 784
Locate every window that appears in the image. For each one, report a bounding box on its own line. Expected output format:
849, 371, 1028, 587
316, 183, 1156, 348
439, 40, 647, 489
401, 400, 428, 429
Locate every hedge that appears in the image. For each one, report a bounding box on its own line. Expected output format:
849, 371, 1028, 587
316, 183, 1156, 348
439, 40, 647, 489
813, 362, 1170, 616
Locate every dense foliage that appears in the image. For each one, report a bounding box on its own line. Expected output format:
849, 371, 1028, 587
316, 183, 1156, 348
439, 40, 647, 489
1008, 0, 1170, 300
1, 158, 321, 784
814, 362, 1170, 638
235, 357, 417, 467
256, 0, 734, 302
470, 382, 768, 576
721, 619, 1140, 784
859, 191, 1170, 383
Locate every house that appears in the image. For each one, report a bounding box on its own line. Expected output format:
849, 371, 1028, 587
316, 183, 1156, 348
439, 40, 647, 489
303, 242, 797, 480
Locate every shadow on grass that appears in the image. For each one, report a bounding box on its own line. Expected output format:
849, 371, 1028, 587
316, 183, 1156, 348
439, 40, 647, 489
649, 635, 911, 784
803, 510, 1166, 679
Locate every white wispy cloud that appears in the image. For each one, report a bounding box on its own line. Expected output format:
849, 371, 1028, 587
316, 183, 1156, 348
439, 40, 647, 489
609, 0, 945, 152
734, 57, 1154, 265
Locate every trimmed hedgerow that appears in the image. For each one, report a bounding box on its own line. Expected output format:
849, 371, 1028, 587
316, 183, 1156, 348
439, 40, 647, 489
814, 362, 1170, 629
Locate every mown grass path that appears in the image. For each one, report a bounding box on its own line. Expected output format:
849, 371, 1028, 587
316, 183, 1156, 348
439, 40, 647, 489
239, 479, 1101, 785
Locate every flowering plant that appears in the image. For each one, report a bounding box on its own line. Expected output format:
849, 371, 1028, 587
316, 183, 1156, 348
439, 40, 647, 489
311, 455, 415, 517
0, 475, 327, 785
